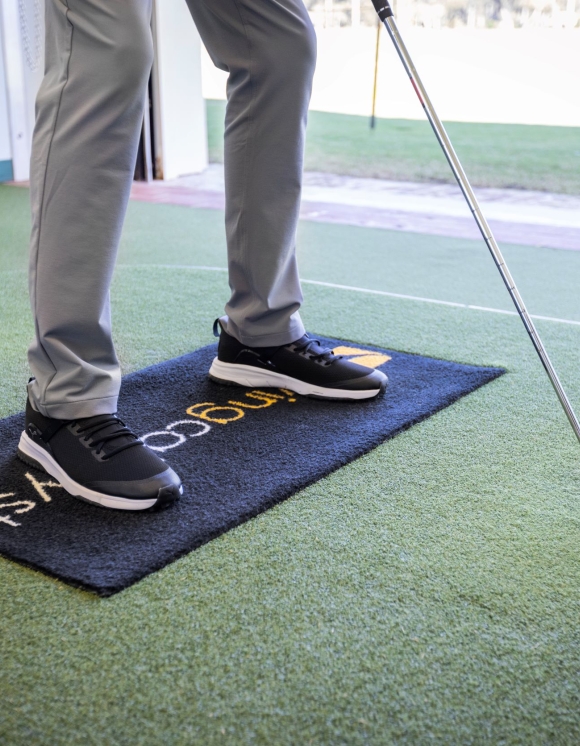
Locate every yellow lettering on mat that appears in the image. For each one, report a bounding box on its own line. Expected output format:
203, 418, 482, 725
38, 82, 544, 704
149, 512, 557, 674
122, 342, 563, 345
186, 389, 296, 426
346, 354, 391, 368
332, 346, 391, 369
186, 402, 245, 425
228, 390, 286, 409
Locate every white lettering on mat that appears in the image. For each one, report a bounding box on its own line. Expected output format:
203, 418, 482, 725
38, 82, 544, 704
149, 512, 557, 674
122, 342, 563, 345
0, 473, 63, 527
141, 388, 297, 453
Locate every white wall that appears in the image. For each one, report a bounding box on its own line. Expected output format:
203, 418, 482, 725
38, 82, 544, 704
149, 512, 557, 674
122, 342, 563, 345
152, 0, 208, 180
0, 0, 45, 180
0, 27, 12, 161
0, 0, 208, 183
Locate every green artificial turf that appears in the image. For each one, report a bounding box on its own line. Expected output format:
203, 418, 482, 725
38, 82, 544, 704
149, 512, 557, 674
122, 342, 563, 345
1, 184, 580, 744
207, 99, 580, 194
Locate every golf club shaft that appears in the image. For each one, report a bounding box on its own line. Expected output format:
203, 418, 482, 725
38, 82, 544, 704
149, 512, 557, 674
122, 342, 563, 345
370, 18, 381, 128
371, 0, 580, 444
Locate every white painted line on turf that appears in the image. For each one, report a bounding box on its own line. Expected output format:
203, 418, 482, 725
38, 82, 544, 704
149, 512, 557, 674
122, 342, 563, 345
524, 313, 580, 326
303, 279, 468, 309
468, 305, 516, 315
115, 264, 580, 328
307, 282, 580, 327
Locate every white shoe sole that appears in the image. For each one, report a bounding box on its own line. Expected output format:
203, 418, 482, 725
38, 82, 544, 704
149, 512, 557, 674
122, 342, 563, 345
17, 430, 179, 511
208, 358, 385, 400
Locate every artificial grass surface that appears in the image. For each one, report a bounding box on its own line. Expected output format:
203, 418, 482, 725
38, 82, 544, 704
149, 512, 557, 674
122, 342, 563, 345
207, 99, 580, 194
1, 184, 580, 744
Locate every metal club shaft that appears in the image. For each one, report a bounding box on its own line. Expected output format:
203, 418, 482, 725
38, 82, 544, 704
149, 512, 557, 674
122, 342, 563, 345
370, 0, 580, 445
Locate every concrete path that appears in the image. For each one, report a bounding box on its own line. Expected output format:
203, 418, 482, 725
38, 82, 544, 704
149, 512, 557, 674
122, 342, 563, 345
130, 164, 580, 251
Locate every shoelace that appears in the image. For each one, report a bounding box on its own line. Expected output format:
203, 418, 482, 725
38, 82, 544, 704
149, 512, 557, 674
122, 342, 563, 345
76, 416, 143, 460
291, 337, 342, 366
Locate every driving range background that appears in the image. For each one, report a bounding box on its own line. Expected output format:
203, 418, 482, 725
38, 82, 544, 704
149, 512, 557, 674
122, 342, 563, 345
1, 149, 580, 743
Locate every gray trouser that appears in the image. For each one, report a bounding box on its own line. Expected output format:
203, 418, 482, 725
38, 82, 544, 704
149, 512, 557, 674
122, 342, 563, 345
27, 0, 316, 419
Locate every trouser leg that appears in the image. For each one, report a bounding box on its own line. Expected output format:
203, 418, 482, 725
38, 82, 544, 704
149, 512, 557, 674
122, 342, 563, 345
185, 0, 317, 345
28, 0, 315, 420
27, 0, 153, 419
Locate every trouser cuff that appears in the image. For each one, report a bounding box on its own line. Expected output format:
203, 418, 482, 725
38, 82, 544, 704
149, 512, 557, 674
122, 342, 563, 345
27, 389, 119, 420
224, 316, 305, 347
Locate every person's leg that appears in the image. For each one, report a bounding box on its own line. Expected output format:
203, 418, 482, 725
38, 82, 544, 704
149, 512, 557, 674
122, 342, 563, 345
21, 0, 181, 510
185, 0, 316, 346
27, 0, 154, 419
188, 0, 387, 399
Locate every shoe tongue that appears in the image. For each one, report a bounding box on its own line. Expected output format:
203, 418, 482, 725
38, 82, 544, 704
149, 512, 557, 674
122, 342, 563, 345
288, 335, 335, 359
290, 334, 311, 346
76, 414, 136, 454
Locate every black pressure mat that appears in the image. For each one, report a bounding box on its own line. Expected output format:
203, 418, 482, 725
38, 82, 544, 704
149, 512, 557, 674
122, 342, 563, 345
0, 338, 504, 596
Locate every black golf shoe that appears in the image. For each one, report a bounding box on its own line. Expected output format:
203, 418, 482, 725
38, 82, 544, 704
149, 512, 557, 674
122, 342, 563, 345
208, 318, 388, 400
17, 399, 182, 511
